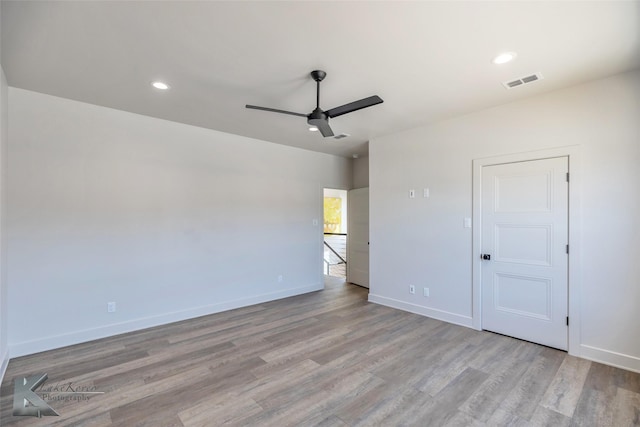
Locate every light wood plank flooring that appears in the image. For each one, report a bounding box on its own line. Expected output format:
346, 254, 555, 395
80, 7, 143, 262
1, 277, 639, 426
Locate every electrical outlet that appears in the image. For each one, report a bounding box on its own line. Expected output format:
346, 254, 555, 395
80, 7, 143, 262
107, 302, 116, 313
424, 188, 430, 198
409, 285, 415, 294
278, 275, 283, 283
423, 287, 430, 297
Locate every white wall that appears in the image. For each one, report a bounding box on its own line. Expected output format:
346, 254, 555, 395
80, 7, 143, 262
369, 70, 640, 372
7, 88, 352, 357
352, 156, 369, 188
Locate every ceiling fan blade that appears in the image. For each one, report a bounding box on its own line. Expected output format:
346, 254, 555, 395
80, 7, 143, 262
245, 105, 307, 118
309, 119, 334, 138
325, 95, 384, 118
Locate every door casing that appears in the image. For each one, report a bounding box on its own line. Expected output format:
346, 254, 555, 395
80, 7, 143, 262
472, 146, 581, 355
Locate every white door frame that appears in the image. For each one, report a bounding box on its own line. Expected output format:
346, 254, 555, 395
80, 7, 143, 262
472, 146, 581, 355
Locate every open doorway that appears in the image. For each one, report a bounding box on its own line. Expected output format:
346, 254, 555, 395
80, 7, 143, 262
323, 189, 347, 279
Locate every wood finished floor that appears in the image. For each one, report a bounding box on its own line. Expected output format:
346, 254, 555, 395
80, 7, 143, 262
1, 277, 639, 426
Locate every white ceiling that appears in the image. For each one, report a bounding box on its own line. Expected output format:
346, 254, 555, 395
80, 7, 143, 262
2, 1, 639, 158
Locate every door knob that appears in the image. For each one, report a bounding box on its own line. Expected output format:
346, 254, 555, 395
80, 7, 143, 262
482, 254, 491, 260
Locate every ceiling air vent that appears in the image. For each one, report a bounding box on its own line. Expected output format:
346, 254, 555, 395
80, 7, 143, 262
502, 72, 544, 90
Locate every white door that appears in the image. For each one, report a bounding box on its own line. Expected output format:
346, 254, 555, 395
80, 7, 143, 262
481, 157, 568, 350
347, 188, 369, 288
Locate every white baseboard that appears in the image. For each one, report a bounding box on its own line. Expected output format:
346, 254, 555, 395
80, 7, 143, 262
368, 294, 473, 328
10, 283, 323, 358
577, 344, 640, 374
13, 285, 639, 375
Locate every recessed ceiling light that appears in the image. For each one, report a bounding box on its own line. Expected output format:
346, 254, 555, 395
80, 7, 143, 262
492, 52, 517, 65
309, 126, 319, 132
152, 81, 170, 90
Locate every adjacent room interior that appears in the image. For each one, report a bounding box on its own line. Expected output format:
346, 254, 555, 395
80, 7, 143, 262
0, 1, 638, 425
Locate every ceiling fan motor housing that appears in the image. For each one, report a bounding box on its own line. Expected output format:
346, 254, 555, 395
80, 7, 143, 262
307, 107, 328, 124
307, 107, 333, 136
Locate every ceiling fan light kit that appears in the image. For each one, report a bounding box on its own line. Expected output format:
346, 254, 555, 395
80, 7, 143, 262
246, 70, 383, 138
151, 81, 170, 90
492, 52, 517, 64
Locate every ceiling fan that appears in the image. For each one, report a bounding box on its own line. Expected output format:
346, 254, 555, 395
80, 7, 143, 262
246, 70, 383, 138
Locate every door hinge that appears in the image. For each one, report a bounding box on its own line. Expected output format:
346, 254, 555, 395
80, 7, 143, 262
566, 172, 570, 182
566, 316, 569, 326
566, 244, 569, 254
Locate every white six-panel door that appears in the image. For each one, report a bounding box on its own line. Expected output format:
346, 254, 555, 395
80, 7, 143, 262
481, 157, 569, 350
